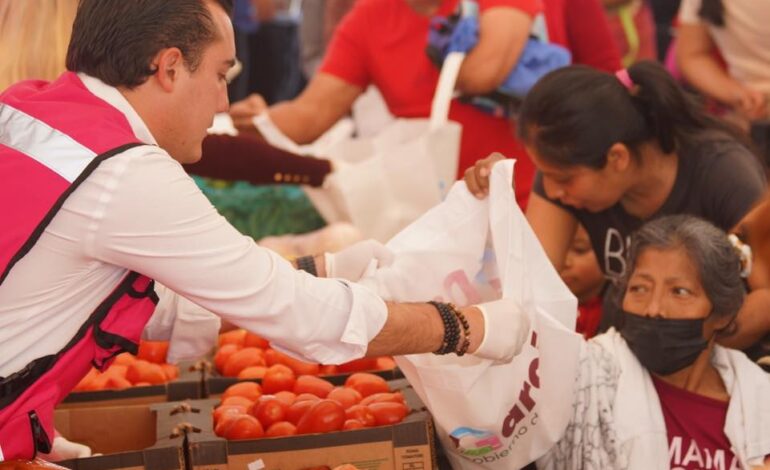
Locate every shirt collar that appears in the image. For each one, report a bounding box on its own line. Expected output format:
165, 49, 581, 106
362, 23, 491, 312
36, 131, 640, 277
78, 73, 158, 145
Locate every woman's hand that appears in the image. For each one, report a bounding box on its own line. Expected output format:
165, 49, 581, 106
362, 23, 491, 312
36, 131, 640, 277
463, 152, 506, 198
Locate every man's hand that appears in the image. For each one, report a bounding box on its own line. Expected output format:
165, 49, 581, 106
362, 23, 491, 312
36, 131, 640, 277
463, 152, 506, 198
324, 240, 395, 281
473, 298, 530, 362
229, 93, 268, 134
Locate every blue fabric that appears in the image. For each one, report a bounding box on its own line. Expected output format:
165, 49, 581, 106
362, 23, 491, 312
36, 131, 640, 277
440, 16, 571, 98
233, 0, 260, 34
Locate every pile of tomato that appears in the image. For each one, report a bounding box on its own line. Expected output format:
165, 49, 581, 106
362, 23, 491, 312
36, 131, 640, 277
73, 340, 179, 391
215, 329, 397, 378
213, 372, 410, 440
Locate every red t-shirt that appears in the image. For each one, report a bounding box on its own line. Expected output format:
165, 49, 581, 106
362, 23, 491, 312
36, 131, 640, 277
320, 0, 540, 206
577, 296, 602, 338
651, 376, 742, 470
543, 0, 622, 73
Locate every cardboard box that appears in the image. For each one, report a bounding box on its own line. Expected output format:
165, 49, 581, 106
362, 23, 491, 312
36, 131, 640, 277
54, 401, 195, 470
185, 380, 435, 470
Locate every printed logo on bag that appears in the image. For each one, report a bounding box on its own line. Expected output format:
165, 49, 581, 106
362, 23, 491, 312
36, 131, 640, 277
449, 427, 503, 456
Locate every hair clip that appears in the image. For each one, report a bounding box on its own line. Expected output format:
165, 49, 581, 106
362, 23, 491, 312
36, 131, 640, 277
728, 233, 752, 278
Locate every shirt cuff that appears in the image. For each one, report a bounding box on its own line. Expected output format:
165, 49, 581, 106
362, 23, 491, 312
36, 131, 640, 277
280, 280, 388, 365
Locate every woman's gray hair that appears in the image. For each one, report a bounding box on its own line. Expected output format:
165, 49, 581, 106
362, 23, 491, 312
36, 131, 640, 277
620, 215, 746, 320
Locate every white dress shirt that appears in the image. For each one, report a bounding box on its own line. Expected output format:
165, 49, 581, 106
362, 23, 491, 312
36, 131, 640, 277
0, 74, 387, 377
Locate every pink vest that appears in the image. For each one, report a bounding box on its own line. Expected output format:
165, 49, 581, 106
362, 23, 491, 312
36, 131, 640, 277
0, 73, 158, 461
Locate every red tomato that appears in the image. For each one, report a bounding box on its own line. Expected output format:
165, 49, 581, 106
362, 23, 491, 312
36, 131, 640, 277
261, 364, 296, 394
112, 352, 136, 366
73, 368, 100, 392
222, 381, 262, 403
223, 348, 266, 377
343, 405, 376, 428
218, 329, 247, 348
319, 365, 338, 376
274, 391, 296, 407
136, 340, 169, 364
265, 421, 297, 438
360, 392, 405, 406
126, 360, 166, 385
293, 375, 334, 398
294, 393, 322, 403
375, 357, 397, 370
344, 373, 389, 397
296, 400, 346, 435
327, 387, 362, 409
243, 332, 270, 349
285, 399, 317, 425
252, 397, 287, 428
343, 419, 365, 430
161, 363, 179, 381
368, 402, 408, 426
214, 344, 240, 374
220, 396, 255, 409
222, 414, 265, 440
238, 366, 267, 379
336, 358, 378, 373
105, 376, 132, 390
213, 405, 249, 425
215, 413, 242, 437
266, 350, 320, 376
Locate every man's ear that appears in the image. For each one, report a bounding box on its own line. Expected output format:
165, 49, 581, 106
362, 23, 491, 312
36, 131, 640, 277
606, 142, 632, 173
154, 47, 185, 93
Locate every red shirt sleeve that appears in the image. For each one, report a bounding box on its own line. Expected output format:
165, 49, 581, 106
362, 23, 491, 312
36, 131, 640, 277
478, 0, 542, 17
318, 0, 374, 88
564, 0, 622, 72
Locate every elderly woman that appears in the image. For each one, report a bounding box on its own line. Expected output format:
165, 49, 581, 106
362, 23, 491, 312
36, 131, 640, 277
535, 215, 770, 469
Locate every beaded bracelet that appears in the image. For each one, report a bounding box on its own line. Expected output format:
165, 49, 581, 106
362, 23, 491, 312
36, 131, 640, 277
448, 303, 471, 356
429, 301, 460, 355
295, 255, 318, 276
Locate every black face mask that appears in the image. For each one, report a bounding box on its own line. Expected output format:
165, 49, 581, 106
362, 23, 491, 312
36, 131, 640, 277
619, 310, 708, 376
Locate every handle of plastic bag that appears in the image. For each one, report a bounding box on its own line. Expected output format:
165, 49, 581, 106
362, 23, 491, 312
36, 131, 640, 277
429, 52, 465, 131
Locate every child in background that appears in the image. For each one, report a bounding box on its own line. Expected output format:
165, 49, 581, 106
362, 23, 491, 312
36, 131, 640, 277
560, 225, 606, 338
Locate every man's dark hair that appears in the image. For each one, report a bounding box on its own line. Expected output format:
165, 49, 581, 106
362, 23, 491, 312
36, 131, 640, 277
66, 0, 233, 89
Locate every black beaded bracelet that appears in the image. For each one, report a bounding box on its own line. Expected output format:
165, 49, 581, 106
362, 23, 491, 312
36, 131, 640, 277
429, 301, 461, 355
450, 303, 471, 356
296, 255, 318, 276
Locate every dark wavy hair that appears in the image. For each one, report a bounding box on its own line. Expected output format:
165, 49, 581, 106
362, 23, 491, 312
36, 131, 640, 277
66, 0, 233, 89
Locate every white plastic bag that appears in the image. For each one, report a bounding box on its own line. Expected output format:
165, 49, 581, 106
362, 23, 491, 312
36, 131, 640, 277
359, 160, 582, 469
255, 53, 464, 242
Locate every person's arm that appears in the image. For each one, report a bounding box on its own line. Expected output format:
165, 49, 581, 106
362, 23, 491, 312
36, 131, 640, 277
454, 5, 534, 94
268, 73, 363, 144
677, 23, 768, 120
185, 134, 332, 187
526, 192, 578, 271
92, 150, 496, 363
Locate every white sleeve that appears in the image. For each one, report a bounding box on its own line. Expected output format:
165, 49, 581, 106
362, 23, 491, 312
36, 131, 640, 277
87, 150, 387, 364
678, 0, 704, 25
141, 283, 221, 364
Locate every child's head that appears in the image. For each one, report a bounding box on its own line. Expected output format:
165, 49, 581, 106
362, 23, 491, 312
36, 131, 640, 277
560, 225, 604, 303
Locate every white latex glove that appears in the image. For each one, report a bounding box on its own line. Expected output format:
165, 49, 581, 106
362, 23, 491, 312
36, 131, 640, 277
324, 239, 395, 281
41, 436, 92, 461
473, 298, 531, 363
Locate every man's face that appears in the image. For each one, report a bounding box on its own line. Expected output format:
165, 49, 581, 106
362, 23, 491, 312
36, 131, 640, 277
171, 2, 236, 164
